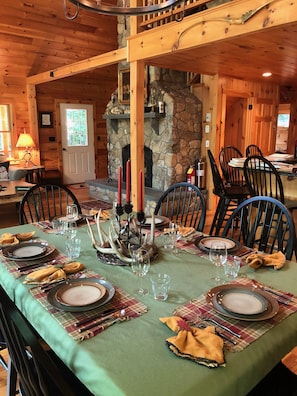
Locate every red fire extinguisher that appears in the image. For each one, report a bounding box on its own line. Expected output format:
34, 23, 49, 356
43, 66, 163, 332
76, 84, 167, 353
187, 165, 195, 190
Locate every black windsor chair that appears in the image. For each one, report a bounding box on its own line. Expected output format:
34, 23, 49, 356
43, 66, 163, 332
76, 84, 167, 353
219, 145, 246, 186
207, 150, 248, 235
19, 183, 81, 225
222, 196, 296, 260
154, 182, 206, 231
0, 285, 93, 396
243, 155, 297, 210
246, 144, 263, 157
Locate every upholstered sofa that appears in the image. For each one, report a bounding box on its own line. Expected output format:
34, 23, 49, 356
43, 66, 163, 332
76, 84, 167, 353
0, 156, 27, 181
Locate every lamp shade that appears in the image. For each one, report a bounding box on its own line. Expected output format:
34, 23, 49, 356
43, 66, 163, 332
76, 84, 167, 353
16, 132, 35, 148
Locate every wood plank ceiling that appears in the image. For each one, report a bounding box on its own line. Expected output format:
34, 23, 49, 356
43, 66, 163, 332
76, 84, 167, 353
0, 0, 118, 84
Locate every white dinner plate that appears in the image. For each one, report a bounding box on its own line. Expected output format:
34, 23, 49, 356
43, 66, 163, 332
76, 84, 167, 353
3, 241, 56, 261
195, 236, 240, 253
216, 288, 268, 315
47, 278, 115, 312
140, 215, 170, 229
56, 282, 106, 307
9, 245, 46, 259
206, 284, 279, 321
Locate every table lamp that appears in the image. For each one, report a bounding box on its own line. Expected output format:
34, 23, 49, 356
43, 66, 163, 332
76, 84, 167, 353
16, 130, 36, 167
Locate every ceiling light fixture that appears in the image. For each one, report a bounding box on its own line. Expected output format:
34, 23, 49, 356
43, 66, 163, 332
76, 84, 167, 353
64, 0, 183, 17
262, 72, 272, 77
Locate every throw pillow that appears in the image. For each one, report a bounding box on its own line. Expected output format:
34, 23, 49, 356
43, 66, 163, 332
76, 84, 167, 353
0, 161, 9, 180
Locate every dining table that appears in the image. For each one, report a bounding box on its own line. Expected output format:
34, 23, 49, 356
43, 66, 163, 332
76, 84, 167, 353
228, 153, 297, 200
1, 218, 297, 396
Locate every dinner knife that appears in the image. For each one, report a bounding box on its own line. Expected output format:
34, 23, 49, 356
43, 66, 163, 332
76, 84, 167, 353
203, 318, 241, 338
76, 308, 126, 330
263, 287, 293, 302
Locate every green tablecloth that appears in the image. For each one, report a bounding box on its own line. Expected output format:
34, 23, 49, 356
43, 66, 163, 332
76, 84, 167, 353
1, 222, 297, 396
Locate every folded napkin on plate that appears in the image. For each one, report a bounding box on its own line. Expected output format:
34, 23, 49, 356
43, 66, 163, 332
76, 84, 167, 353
160, 316, 225, 368
246, 251, 286, 270
178, 226, 195, 237
24, 262, 84, 284
24, 266, 66, 284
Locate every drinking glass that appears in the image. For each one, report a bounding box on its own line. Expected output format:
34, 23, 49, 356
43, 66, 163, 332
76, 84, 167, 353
66, 204, 78, 221
209, 241, 227, 284
131, 250, 150, 296
63, 220, 77, 240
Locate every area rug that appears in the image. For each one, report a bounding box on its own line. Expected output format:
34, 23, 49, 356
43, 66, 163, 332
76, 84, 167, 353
80, 200, 113, 211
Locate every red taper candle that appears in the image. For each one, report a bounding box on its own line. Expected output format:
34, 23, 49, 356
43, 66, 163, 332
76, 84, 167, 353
126, 160, 131, 203
138, 170, 143, 212
117, 166, 122, 205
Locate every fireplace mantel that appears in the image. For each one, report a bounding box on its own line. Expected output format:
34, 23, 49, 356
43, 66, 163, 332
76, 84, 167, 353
103, 112, 165, 135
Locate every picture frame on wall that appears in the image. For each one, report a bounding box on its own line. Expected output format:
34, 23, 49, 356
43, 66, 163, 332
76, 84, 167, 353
39, 112, 53, 128
118, 66, 149, 105
118, 68, 130, 104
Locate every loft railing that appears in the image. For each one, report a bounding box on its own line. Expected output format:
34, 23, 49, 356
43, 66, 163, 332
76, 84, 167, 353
140, 0, 211, 29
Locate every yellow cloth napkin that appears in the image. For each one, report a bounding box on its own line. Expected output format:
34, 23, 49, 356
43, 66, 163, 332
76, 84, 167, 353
160, 316, 225, 368
24, 266, 65, 284
246, 251, 286, 270
24, 262, 85, 284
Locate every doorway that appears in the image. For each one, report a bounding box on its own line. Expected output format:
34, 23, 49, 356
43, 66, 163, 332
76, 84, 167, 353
276, 103, 290, 152
60, 103, 95, 184
223, 95, 247, 155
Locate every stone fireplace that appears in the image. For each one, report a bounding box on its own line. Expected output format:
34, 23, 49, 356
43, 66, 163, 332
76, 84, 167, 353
87, 68, 203, 212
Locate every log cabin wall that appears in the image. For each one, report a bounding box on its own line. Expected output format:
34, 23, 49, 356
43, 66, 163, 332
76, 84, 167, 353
192, 75, 280, 211
36, 68, 118, 179
0, 0, 118, 179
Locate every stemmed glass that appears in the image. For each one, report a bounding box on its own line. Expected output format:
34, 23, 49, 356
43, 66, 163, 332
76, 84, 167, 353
131, 249, 150, 296
209, 241, 227, 284
66, 204, 78, 221
169, 222, 180, 253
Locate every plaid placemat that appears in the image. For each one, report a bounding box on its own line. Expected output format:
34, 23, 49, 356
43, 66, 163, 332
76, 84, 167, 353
30, 269, 148, 342
173, 277, 297, 352
0, 244, 71, 279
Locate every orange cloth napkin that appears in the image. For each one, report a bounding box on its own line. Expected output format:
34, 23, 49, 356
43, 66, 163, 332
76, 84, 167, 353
246, 251, 286, 270
160, 316, 225, 368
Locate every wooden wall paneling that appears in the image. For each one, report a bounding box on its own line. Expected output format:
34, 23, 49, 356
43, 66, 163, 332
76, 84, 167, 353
287, 99, 297, 154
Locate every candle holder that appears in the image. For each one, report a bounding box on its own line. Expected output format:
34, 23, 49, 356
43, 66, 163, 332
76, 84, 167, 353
124, 201, 133, 215
115, 203, 124, 217
136, 210, 146, 225
111, 202, 147, 250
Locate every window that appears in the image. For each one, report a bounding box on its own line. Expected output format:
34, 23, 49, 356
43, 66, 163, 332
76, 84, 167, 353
0, 104, 12, 157
277, 113, 290, 128
65, 109, 88, 147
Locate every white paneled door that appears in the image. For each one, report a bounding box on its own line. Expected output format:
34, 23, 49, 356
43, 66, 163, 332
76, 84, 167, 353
60, 103, 95, 184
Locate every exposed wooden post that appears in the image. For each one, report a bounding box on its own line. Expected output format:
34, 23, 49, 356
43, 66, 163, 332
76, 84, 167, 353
129, 60, 145, 211
26, 84, 40, 165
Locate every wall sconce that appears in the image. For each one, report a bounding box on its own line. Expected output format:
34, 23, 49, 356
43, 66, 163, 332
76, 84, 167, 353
16, 130, 36, 168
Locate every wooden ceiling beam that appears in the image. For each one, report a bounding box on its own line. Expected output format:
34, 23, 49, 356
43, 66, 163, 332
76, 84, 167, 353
26, 47, 127, 85
127, 0, 297, 62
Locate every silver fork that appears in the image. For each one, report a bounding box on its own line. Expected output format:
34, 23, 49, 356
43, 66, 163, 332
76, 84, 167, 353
195, 323, 237, 345
201, 316, 241, 338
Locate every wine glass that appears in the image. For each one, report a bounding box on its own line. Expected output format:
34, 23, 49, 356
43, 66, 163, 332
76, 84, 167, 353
168, 222, 180, 253
131, 249, 150, 296
209, 241, 227, 284
66, 204, 78, 221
